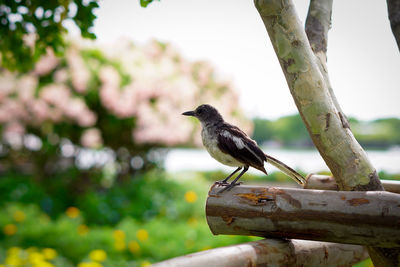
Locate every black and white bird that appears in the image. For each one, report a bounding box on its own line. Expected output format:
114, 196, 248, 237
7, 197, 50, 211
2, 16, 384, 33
182, 104, 306, 192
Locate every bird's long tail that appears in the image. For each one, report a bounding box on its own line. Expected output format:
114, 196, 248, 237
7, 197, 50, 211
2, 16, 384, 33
265, 154, 306, 185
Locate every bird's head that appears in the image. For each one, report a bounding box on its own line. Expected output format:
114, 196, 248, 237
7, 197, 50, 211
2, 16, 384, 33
182, 104, 223, 124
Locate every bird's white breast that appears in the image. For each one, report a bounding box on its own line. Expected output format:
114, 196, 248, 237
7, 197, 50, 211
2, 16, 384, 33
201, 127, 243, 167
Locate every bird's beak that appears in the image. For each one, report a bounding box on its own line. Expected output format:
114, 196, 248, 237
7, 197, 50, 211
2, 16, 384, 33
182, 111, 195, 116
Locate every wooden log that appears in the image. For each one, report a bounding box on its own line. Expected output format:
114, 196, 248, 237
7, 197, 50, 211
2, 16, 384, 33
206, 184, 400, 248
305, 174, 400, 194
153, 238, 368, 267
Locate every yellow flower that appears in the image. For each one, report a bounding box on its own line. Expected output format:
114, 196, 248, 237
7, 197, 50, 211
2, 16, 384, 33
78, 224, 89, 235
78, 262, 102, 267
29, 251, 45, 265
128, 241, 140, 254
184, 191, 198, 203
140, 261, 151, 267
42, 248, 57, 260
89, 249, 107, 262
114, 240, 126, 251
65, 207, 80, 218
113, 229, 125, 240
3, 224, 17, 235
13, 210, 26, 222
36, 262, 54, 267
136, 229, 149, 242
7, 247, 21, 255
5, 256, 22, 266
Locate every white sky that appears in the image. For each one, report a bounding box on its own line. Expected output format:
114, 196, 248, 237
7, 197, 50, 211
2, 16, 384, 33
92, 0, 400, 120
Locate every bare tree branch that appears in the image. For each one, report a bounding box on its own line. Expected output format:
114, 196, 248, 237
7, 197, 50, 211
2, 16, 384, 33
305, 174, 400, 193
305, 0, 332, 60
387, 0, 400, 50
153, 238, 368, 267
206, 184, 400, 247
305, 0, 350, 128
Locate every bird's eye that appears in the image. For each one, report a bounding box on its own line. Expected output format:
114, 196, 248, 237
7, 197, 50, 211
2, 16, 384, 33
198, 109, 203, 114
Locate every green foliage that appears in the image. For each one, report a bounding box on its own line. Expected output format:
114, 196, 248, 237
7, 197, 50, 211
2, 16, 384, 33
0, 0, 99, 71
252, 114, 400, 148
352, 117, 400, 148
140, 0, 159, 8
0, 171, 260, 265
252, 114, 311, 146
252, 118, 274, 144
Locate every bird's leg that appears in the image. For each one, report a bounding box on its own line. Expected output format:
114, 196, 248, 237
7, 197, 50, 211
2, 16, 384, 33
215, 167, 242, 185
219, 166, 249, 193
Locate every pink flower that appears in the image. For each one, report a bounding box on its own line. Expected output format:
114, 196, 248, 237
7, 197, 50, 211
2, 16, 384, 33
67, 48, 90, 93
40, 84, 71, 108
53, 69, 69, 83
81, 128, 103, 148
77, 111, 97, 127
28, 99, 50, 123
34, 49, 59, 76
17, 75, 38, 102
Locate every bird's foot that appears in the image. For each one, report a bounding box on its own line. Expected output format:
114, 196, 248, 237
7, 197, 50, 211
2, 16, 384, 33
218, 182, 242, 193
214, 180, 229, 185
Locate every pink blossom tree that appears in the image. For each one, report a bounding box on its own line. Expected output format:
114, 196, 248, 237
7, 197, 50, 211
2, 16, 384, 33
0, 39, 250, 184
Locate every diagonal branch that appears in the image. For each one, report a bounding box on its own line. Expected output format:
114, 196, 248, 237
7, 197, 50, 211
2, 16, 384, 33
305, 0, 332, 61
305, 0, 350, 128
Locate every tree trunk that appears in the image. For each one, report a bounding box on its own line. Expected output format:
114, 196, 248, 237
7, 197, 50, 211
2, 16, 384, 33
253, 0, 400, 264
153, 238, 368, 267
206, 184, 400, 247
253, 0, 382, 191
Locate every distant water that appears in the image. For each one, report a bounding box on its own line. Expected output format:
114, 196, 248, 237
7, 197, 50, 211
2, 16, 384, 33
165, 147, 400, 174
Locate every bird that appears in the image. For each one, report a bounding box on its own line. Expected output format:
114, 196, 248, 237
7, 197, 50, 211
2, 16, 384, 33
182, 104, 306, 192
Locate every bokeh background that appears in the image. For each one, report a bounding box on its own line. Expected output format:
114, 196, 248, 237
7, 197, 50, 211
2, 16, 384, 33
0, 1, 399, 266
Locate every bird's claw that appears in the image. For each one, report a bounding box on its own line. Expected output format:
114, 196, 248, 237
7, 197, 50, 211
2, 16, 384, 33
217, 182, 242, 193
215, 181, 229, 185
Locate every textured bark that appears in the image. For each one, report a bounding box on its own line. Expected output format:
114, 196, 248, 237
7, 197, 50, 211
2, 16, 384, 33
305, 0, 331, 56
305, 174, 400, 194
153, 238, 368, 267
387, 0, 400, 50
254, 0, 382, 191
305, 0, 349, 129
306, 1, 399, 264
206, 184, 400, 247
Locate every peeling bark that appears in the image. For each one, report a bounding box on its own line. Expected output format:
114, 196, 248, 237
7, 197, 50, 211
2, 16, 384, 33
387, 0, 400, 50
305, 174, 400, 194
206, 184, 400, 247
153, 238, 368, 267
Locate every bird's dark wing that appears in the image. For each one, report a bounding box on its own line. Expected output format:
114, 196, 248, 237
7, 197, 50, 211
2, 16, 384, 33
217, 124, 266, 172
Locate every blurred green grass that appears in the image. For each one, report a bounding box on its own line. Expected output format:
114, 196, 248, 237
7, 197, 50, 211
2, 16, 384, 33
1, 170, 396, 266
